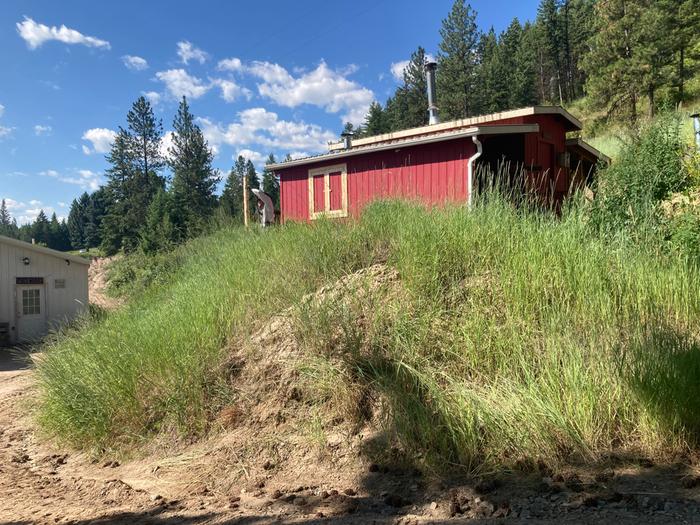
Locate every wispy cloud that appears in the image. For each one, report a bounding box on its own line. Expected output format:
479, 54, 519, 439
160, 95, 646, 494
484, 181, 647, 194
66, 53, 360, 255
41, 168, 102, 191
34, 124, 52, 136
155, 69, 211, 99
122, 54, 148, 71
16, 17, 110, 50
176, 41, 208, 65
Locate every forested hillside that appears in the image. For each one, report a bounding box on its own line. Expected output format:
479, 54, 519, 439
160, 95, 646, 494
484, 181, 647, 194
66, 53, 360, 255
2, 0, 698, 256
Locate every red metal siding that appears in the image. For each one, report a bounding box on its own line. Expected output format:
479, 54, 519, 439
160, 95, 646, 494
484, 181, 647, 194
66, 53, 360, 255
279, 137, 477, 222
278, 114, 572, 222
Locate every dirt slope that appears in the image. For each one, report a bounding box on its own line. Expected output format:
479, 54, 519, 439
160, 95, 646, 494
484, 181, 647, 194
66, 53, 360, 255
88, 256, 122, 310
4, 266, 700, 524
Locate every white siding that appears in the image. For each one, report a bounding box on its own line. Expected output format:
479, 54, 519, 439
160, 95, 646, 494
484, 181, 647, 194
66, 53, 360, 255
0, 238, 89, 343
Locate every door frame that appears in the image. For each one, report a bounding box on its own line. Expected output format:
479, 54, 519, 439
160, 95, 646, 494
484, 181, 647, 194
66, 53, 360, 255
14, 278, 47, 343
307, 163, 348, 219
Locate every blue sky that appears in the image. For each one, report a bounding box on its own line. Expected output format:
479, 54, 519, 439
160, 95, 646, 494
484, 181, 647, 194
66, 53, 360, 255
0, 0, 539, 224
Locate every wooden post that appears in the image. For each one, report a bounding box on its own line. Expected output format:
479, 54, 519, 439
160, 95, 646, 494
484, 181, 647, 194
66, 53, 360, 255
242, 174, 248, 227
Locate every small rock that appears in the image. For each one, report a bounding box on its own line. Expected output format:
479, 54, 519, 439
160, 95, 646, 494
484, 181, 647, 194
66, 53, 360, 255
430, 501, 438, 510
271, 490, 282, 499
344, 488, 356, 496
329, 489, 339, 496
150, 494, 163, 502
262, 460, 274, 470
229, 496, 241, 503
320, 490, 329, 499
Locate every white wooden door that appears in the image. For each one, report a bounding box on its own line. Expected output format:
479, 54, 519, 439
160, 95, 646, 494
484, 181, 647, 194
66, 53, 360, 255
16, 285, 47, 342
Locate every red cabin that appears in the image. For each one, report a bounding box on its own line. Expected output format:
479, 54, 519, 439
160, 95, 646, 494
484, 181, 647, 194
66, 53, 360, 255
269, 106, 608, 223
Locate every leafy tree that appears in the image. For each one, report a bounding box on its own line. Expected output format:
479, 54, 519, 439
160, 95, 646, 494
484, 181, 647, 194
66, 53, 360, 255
261, 153, 280, 210
169, 97, 219, 240
437, 0, 480, 119
102, 96, 165, 254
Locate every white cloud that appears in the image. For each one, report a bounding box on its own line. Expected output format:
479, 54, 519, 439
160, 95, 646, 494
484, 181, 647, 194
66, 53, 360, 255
0, 104, 4, 118
122, 55, 148, 71
390, 60, 410, 82
198, 107, 336, 154
58, 202, 67, 208
155, 69, 211, 99
0, 126, 13, 139
176, 41, 208, 65
29, 199, 42, 206
41, 169, 101, 191
16, 17, 110, 50
214, 79, 251, 103
34, 124, 52, 136
289, 151, 310, 160
143, 91, 161, 106
248, 60, 373, 124
82, 127, 116, 154
160, 131, 175, 160
217, 57, 243, 72
236, 149, 264, 164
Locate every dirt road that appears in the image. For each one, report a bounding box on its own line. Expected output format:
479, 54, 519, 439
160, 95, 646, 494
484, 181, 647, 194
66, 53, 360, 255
3, 349, 700, 524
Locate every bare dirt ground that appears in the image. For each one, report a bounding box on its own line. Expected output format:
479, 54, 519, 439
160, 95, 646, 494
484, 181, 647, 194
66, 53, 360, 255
4, 355, 700, 524
88, 257, 122, 310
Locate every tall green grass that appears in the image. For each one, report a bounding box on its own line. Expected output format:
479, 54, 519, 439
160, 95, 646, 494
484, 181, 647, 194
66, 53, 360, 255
37, 196, 700, 471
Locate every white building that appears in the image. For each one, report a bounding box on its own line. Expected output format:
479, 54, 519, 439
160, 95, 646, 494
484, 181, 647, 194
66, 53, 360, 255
0, 235, 90, 344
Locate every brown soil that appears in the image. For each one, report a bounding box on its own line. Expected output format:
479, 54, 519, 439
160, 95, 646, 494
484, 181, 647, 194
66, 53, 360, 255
3, 266, 700, 524
88, 256, 122, 310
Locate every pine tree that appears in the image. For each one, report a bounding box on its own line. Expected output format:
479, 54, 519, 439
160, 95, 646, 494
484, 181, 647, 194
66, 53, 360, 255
387, 47, 429, 130
261, 153, 280, 210
0, 199, 16, 238
48, 213, 70, 251
245, 159, 260, 221
220, 156, 246, 220
102, 96, 164, 254
537, 0, 564, 104
362, 101, 390, 137
84, 188, 108, 249
31, 210, 50, 246
140, 189, 177, 254
437, 0, 481, 119
169, 97, 219, 240
475, 28, 502, 113
67, 193, 90, 249
512, 21, 539, 107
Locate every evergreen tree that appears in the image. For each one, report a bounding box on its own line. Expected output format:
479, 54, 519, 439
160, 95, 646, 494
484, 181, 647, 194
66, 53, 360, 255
84, 188, 108, 249
0, 199, 16, 238
512, 21, 539, 107
437, 0, 481, 119
48, 213, 70, 251
67, 193, 90, 249
101, 96, 164, 254
169, 97, 219, 240
386, 47, 429, 130
140, 189, 177, 254
261, 153, 280, 210
362, 101, 390, 137
245, 159, 260, 221
31, 210, 50, 246
475, 28, 502, 113
220, 155, 246, 220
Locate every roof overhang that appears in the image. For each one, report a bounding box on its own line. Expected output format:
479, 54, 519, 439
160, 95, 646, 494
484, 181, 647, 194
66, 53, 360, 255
270, 124, 540, 170
327, 106, 581, 153
565, 138, 611, 164
0, 235, 91, 266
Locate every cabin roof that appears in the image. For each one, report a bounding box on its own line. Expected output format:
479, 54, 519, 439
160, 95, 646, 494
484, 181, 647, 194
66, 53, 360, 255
0, 235, 91, 265
268, 124, 540, 170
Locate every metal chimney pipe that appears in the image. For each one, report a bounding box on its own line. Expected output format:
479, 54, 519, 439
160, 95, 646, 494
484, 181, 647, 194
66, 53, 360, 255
341, 131, 353, 149
425, 61, 439, 125
692, 113, 700, 151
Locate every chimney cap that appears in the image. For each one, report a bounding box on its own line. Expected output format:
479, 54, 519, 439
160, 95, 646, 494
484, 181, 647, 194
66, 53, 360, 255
424, 60, 437, 71
341, 130, 355, 137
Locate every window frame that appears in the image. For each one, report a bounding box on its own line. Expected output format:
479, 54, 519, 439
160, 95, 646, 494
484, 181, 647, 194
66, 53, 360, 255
22, 288, 41, 316
307, 163, 348, 220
